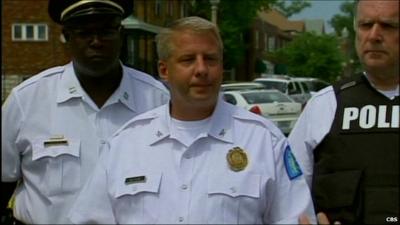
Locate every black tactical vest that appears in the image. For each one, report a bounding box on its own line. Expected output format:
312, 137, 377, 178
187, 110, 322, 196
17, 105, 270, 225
312, 74, 399, 224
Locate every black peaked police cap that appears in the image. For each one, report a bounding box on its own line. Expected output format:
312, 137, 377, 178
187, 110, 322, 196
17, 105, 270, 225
48, 0, 133, 24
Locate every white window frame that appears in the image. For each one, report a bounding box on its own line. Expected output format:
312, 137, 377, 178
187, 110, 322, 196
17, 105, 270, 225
12, 23, 48, 41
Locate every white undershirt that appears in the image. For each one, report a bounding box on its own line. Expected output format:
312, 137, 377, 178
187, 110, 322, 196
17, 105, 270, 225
170, 117, 211, 147
364, 72, 399, 99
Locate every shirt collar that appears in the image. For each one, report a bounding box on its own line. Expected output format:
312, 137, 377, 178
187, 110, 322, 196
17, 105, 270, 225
57, 62, 84, 103
56, 62, 137, 112
108, 65, 137, 112
148, 96, 234, 146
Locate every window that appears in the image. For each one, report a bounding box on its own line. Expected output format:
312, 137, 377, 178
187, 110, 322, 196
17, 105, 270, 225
268, 36, 275, 52
126, 36, 136, 66
299, 81, 310, 93
264, 33, 268, 51
167, 0, 173, 16
155, 0, 162, 16
254, 31, 259, 49
288, 82, 301, 95
12, 24, 48, 41
223, 94, 237, 105
180, 2, 189, 17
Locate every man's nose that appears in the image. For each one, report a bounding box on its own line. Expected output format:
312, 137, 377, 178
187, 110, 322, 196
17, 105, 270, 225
89, 34, 104, 46
194, 57, 208, 76
368, 23, 384, 42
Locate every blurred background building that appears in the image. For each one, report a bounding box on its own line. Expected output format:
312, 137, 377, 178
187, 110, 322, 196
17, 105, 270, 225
2, 0, 326, 102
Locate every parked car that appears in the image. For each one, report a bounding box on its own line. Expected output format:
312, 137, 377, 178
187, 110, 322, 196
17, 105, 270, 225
293, 77, 330, 94
223, 89, 302, 135
253, 76, 311, 105
221, 82, 265, 91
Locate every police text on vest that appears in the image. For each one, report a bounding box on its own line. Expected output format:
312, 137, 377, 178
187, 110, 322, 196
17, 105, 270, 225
342, 105, 399, 129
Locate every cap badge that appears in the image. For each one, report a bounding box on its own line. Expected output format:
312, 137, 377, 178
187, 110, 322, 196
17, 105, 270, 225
226, 147, 248, 172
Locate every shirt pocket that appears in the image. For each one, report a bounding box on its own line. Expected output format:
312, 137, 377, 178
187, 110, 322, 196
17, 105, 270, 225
32, 138, 81, 199
112, 171, 162, 224
207, 172, 261, 224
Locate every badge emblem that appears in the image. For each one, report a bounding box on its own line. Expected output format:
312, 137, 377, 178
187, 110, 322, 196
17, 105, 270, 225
283, 145, 302, 180
227, 147, 248, 172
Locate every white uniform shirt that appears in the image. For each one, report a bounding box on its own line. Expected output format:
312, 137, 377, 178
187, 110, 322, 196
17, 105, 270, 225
69, 98, 316, 224
288, 75, 399, 187
1, 62, 169, 224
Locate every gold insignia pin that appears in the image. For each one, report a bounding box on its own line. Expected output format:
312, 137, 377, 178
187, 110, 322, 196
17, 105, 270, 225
227, 147, 248, 172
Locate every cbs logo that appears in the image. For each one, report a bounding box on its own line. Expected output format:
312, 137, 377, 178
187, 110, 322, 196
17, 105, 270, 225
386, 217, 398, 223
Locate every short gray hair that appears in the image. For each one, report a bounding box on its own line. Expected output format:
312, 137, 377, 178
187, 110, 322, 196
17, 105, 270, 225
156, 16, 223, 60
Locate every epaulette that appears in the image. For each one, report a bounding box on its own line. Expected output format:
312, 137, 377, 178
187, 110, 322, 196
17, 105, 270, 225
333, 74, 364, 95
340, 80, 357, 90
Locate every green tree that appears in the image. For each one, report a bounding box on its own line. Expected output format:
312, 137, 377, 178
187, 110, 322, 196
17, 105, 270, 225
274, 0, 311, 17
329, 0, 361, 73
267, 32, 344, 82
329, 1, 355, 37
190, 0, 309, 69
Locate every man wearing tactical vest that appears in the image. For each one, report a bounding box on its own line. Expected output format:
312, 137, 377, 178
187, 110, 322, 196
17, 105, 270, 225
290, 0, 399, 224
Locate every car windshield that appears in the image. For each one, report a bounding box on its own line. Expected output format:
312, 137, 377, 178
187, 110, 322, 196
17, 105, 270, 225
304, 80, 329, 92
256, 81, 287, 93
242, 91, 292, 104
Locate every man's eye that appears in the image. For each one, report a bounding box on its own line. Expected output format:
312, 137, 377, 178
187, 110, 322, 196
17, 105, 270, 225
180, 57, 194, 62
358, 22, 373, 29
381, 23, 399, 29
206, 56, 218, 61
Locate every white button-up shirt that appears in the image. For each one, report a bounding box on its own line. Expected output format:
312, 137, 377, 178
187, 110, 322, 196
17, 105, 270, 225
69, 99, 316, 224
1, 62, 169, 224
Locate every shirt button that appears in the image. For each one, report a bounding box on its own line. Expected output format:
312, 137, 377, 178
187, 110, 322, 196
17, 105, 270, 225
178, 217, 184, 222
181, 184, 188, 190
230, 187, 236, 193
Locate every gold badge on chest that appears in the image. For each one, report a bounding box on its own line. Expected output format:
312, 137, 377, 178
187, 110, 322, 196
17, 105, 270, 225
226, 147, 248, 172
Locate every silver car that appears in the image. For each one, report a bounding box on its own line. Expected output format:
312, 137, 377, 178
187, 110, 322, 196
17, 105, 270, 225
223, 89, 302, 135
253, 77, 311, 106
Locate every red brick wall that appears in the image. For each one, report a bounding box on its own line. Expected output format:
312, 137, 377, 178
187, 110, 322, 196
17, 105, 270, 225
2, 0, 70, 77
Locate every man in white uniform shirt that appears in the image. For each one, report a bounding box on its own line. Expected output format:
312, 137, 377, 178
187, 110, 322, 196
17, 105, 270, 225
69, 16, 316, 224
289, 0, 398, 224
1, 0, 169, 224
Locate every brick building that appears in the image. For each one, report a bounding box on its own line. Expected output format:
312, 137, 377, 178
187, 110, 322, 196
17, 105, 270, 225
2, 0, 69, 101
1, 0, 191, 101
2, 1, 319, 101
234, 9, 305, 82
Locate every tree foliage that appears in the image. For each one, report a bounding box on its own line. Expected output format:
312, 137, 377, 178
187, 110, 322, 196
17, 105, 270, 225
274, 0, 311, 17
190, 0, 309, 69
329, 1, 355, 37
267, 32, 344, 82
329, 1, 361, 72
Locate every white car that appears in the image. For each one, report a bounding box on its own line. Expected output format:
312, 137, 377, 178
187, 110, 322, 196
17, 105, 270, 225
253, 76, 311, 105
294, 77, 330, 95
223, 89, 302, 135
221, 82, 265, 91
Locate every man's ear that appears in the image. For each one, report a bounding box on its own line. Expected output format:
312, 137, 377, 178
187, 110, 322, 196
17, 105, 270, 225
158, 60, 168, 82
